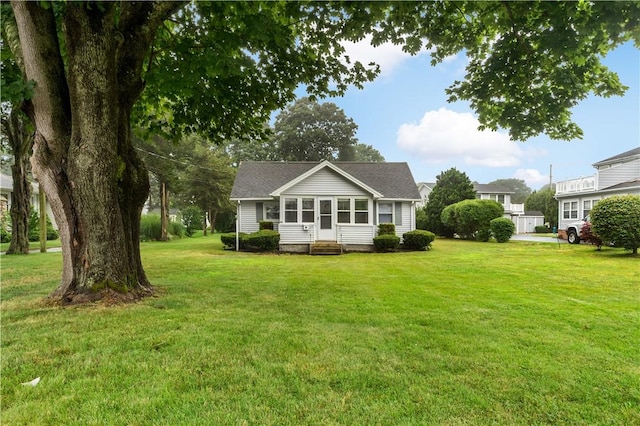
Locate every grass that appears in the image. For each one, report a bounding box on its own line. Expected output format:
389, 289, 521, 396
1, 234, 639, 425
0, 238, 62, 253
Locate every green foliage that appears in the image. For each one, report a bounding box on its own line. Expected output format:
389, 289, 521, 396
491, 217, 516, 243
415, 208, 429, 231
181, 206, 204, 237
591, 195, 640, 254
441, 199, 504, 241
27, 209, 58, 242
487, 179, 531, 204
525, 188, 558, 228
140, 214, 184, 241
245, 230, 280, 251
535, 225, 551, 234
259, 221, 274, 231
220, 232, 247, 250
424, 168, 476, 237
273, 97, 359, 161
221, 230, 280, 251
373, 234, 400, 252
377, 223, 396, 236
402, 230, 435, 251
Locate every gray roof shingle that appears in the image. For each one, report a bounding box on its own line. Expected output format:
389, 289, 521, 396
231, 161, 421, 200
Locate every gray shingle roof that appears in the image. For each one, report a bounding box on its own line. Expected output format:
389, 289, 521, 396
473, 183, 514, 194
231, 161, 421, 200
592, 147, 640, 167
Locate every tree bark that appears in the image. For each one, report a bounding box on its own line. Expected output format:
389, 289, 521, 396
11, 1, 182, 303
3, 110, 32, 255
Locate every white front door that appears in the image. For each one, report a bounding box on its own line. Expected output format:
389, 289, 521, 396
317, 198, 335, 241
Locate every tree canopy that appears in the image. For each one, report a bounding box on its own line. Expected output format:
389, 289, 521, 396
423, 168, 476, 237
488, 178, 532, 204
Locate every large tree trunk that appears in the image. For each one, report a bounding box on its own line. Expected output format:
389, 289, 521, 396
5, 110, 32, 255
12, 1, 181, 304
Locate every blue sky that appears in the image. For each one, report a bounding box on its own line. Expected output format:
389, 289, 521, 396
312, 39, 639, 190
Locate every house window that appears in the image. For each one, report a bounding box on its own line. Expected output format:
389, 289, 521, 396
563, 201, 578, 219
337, 198, 350, 223
378, 202, 393, 224
302, 198, 314, 222
583, 200, 591, 218
354, 199, 368, 224
265, 202, 280, 220
284, 198, 297, 223
497, 194, 505, 204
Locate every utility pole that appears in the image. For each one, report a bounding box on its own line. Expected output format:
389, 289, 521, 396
39, 184, 46, 253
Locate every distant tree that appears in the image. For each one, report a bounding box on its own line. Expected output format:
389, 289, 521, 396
177, 146, 236, 235
0, 109, 33, 255
488, 178, 531, 204
525, 188, 558, 228
225, 128, 279, 166
591, 195, 640, 254
352, 143, 385, 162
273, 97, 358, 161
423, 168, 476, 237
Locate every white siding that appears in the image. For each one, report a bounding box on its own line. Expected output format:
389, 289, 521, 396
513, 215, 545, 234
337, 224, 376, 245
395, 202, 413, 236
284, 168, 368, 196
597, 158, 640, 190
239, 201, 260, 233
279, 223, 315, 244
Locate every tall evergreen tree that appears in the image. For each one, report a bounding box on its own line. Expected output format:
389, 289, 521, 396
423, 168, 476, 237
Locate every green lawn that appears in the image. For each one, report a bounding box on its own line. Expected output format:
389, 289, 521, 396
1, 235, 638, 425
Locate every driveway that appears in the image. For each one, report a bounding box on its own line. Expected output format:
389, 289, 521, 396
511, 234, 567, 244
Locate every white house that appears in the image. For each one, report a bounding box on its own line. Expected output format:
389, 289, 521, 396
555, 147, 640, 231
416, 182, 436, 209
0, 173, 57, 228
473, 183, 544, 233
230, 160, 422, 252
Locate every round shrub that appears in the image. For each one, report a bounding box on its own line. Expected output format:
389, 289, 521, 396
373, 234, 400, 252
490, 217, 515, 243
590, 195, 640, 254
377, 223, 396, 236
442, 199, 503, 240
259, 220, 274, 230
221, 232, 247, 250
402, 230, 435, 251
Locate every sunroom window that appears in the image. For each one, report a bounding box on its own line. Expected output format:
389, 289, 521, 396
302, 198, 314, 222
354, 199, 368, 224
284, 198, 297, 223
337, 198, 350, 223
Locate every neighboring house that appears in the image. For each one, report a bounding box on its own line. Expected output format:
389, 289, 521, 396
555, 147, 640, 231
230, 160, 422, 252
473, 183, 544, 233
415, 182, 436, 209
0, 173, 58, 229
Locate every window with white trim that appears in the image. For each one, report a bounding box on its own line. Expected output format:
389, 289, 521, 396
354, 199, 369, 224
265, 202, 280, 220
378, 202, 393, 224
337, 198, 350, 223
284, 198, 297, 223
563, 201, 578, 219
302, 198, 314, 223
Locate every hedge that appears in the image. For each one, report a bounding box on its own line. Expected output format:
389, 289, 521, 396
373, 234, 400, 252
490, 217, 515, 243
221, 230, 280, 251
402, 230, 435, 251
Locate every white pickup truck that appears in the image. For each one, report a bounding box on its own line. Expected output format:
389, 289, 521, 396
565, 215, 590, 244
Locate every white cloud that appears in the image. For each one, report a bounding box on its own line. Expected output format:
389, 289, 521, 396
514, 168, 551, 187
340, 35, 427, 77
396, 108, 527, 167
